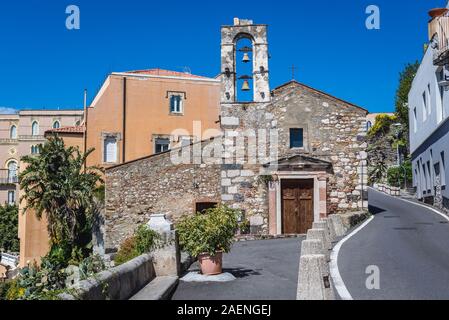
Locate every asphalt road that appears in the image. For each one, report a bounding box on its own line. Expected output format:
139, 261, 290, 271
338, 188, 449, 300
172, 238, 303, 300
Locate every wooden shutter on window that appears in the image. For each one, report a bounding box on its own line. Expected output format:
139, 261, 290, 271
104, 137, 117, 163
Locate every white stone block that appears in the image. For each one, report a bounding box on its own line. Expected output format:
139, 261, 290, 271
221, 178, 231, 187
241, 170, 255, 177
227, 170, 241, 178
297, 254, 334, 300
147, 214, 173, 234
228, 186, 238, 194
221, 194, 234, 201
301, 240, 324, 256
221, 117, 240, 126
328, 214, 346, 237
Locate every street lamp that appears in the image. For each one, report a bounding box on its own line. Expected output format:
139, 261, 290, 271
392, 123, 403, 167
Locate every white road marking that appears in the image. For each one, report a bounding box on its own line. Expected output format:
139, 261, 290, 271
330, 187, 449, 300
369, 188, 449, 222
330, 216, 374, 301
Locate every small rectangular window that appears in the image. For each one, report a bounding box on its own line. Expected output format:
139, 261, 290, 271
8, 191, 15, 205
170, 95, 183, 114
104, 136, 118, 163
196, 202, 218, 214
442, 152, 447, 187
413, 107, 418, 132
290, 128, 304, 148
155, 138, 170, 154
422, 92, 427, 121
428, 84, 432, 115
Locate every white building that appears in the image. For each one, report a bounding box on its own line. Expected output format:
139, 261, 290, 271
408, 6, 449, 211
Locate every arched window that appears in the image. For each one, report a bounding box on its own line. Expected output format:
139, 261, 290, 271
235, 37, 254, 102
53, 121, 60, 129
366, 121, 373, 131
31, 121, 39, 136
10, 125, 17, 139
7, 160, 18, 183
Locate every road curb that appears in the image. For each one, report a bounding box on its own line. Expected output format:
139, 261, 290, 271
329, 216, 374, 300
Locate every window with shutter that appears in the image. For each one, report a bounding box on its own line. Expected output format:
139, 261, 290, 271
155, 138, 170, 154
170, 95, 183, 114
10, 125, 17, 139
32, 121, 39, 136
290, 128, 304, 149
104, 137, 118, 163
8, 191, 15, 205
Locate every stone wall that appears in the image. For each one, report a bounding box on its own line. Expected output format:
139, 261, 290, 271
270, 82, 368, 212
219, 81, 368, 233
105, 143, 221, 250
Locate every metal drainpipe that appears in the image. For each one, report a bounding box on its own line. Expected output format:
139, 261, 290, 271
123, 77, 127, 164
83, 89, 88, 172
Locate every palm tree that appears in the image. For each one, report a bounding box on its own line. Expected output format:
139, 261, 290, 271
19, 135, 103, 259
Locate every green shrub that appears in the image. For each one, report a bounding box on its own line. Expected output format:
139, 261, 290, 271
114, 225, 160, 266
0, 204, 19, 252
79, 254, 105, 280
239, 219, 251, 235
5, 279, 25, 300
0, 281, 13, 300
387, 160, 412, 188
114, 237, 139, 266
177, 205, 240, 257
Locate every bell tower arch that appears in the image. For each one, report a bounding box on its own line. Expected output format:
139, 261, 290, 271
221, 18, 270, 103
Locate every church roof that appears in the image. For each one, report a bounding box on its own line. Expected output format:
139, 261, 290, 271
272, 80, 368, 113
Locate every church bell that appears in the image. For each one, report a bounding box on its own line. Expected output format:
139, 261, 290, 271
241, 80, 250, 91
242, 52, 251, 63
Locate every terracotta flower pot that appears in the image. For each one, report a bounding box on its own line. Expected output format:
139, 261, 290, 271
198, 251, 223, 275
429, 8, 448, 19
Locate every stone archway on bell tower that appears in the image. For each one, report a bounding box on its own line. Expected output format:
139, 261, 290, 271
220, 18, 271, 104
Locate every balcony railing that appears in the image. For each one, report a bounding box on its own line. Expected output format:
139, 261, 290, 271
0, 138, 18, 145
18, 135, 45, 141
0, 169, 19, 185
429, 15, 449, 65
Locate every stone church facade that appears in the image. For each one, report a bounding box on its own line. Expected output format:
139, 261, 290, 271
104, 18, 368, 251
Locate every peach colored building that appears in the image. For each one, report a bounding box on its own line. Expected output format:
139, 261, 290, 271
19, 69, 221, 266
84, 69, 221, 169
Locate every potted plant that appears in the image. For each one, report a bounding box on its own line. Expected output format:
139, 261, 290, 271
176, 205, 239, 275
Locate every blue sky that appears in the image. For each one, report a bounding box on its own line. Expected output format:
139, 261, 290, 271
0, 0, 446, 113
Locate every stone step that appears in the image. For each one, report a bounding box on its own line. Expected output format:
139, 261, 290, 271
130, 276, 179, 300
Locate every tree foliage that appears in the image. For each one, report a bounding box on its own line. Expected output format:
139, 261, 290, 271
19, 134, 103, 259
394, 61, 420, 144
367, 114, 397, 138
0, 204, 19, 252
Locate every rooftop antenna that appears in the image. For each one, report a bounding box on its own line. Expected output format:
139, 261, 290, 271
182, 66, 192, 74
83, 89, 87, 124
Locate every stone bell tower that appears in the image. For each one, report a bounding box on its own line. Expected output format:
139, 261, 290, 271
221, 18, 270, 103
